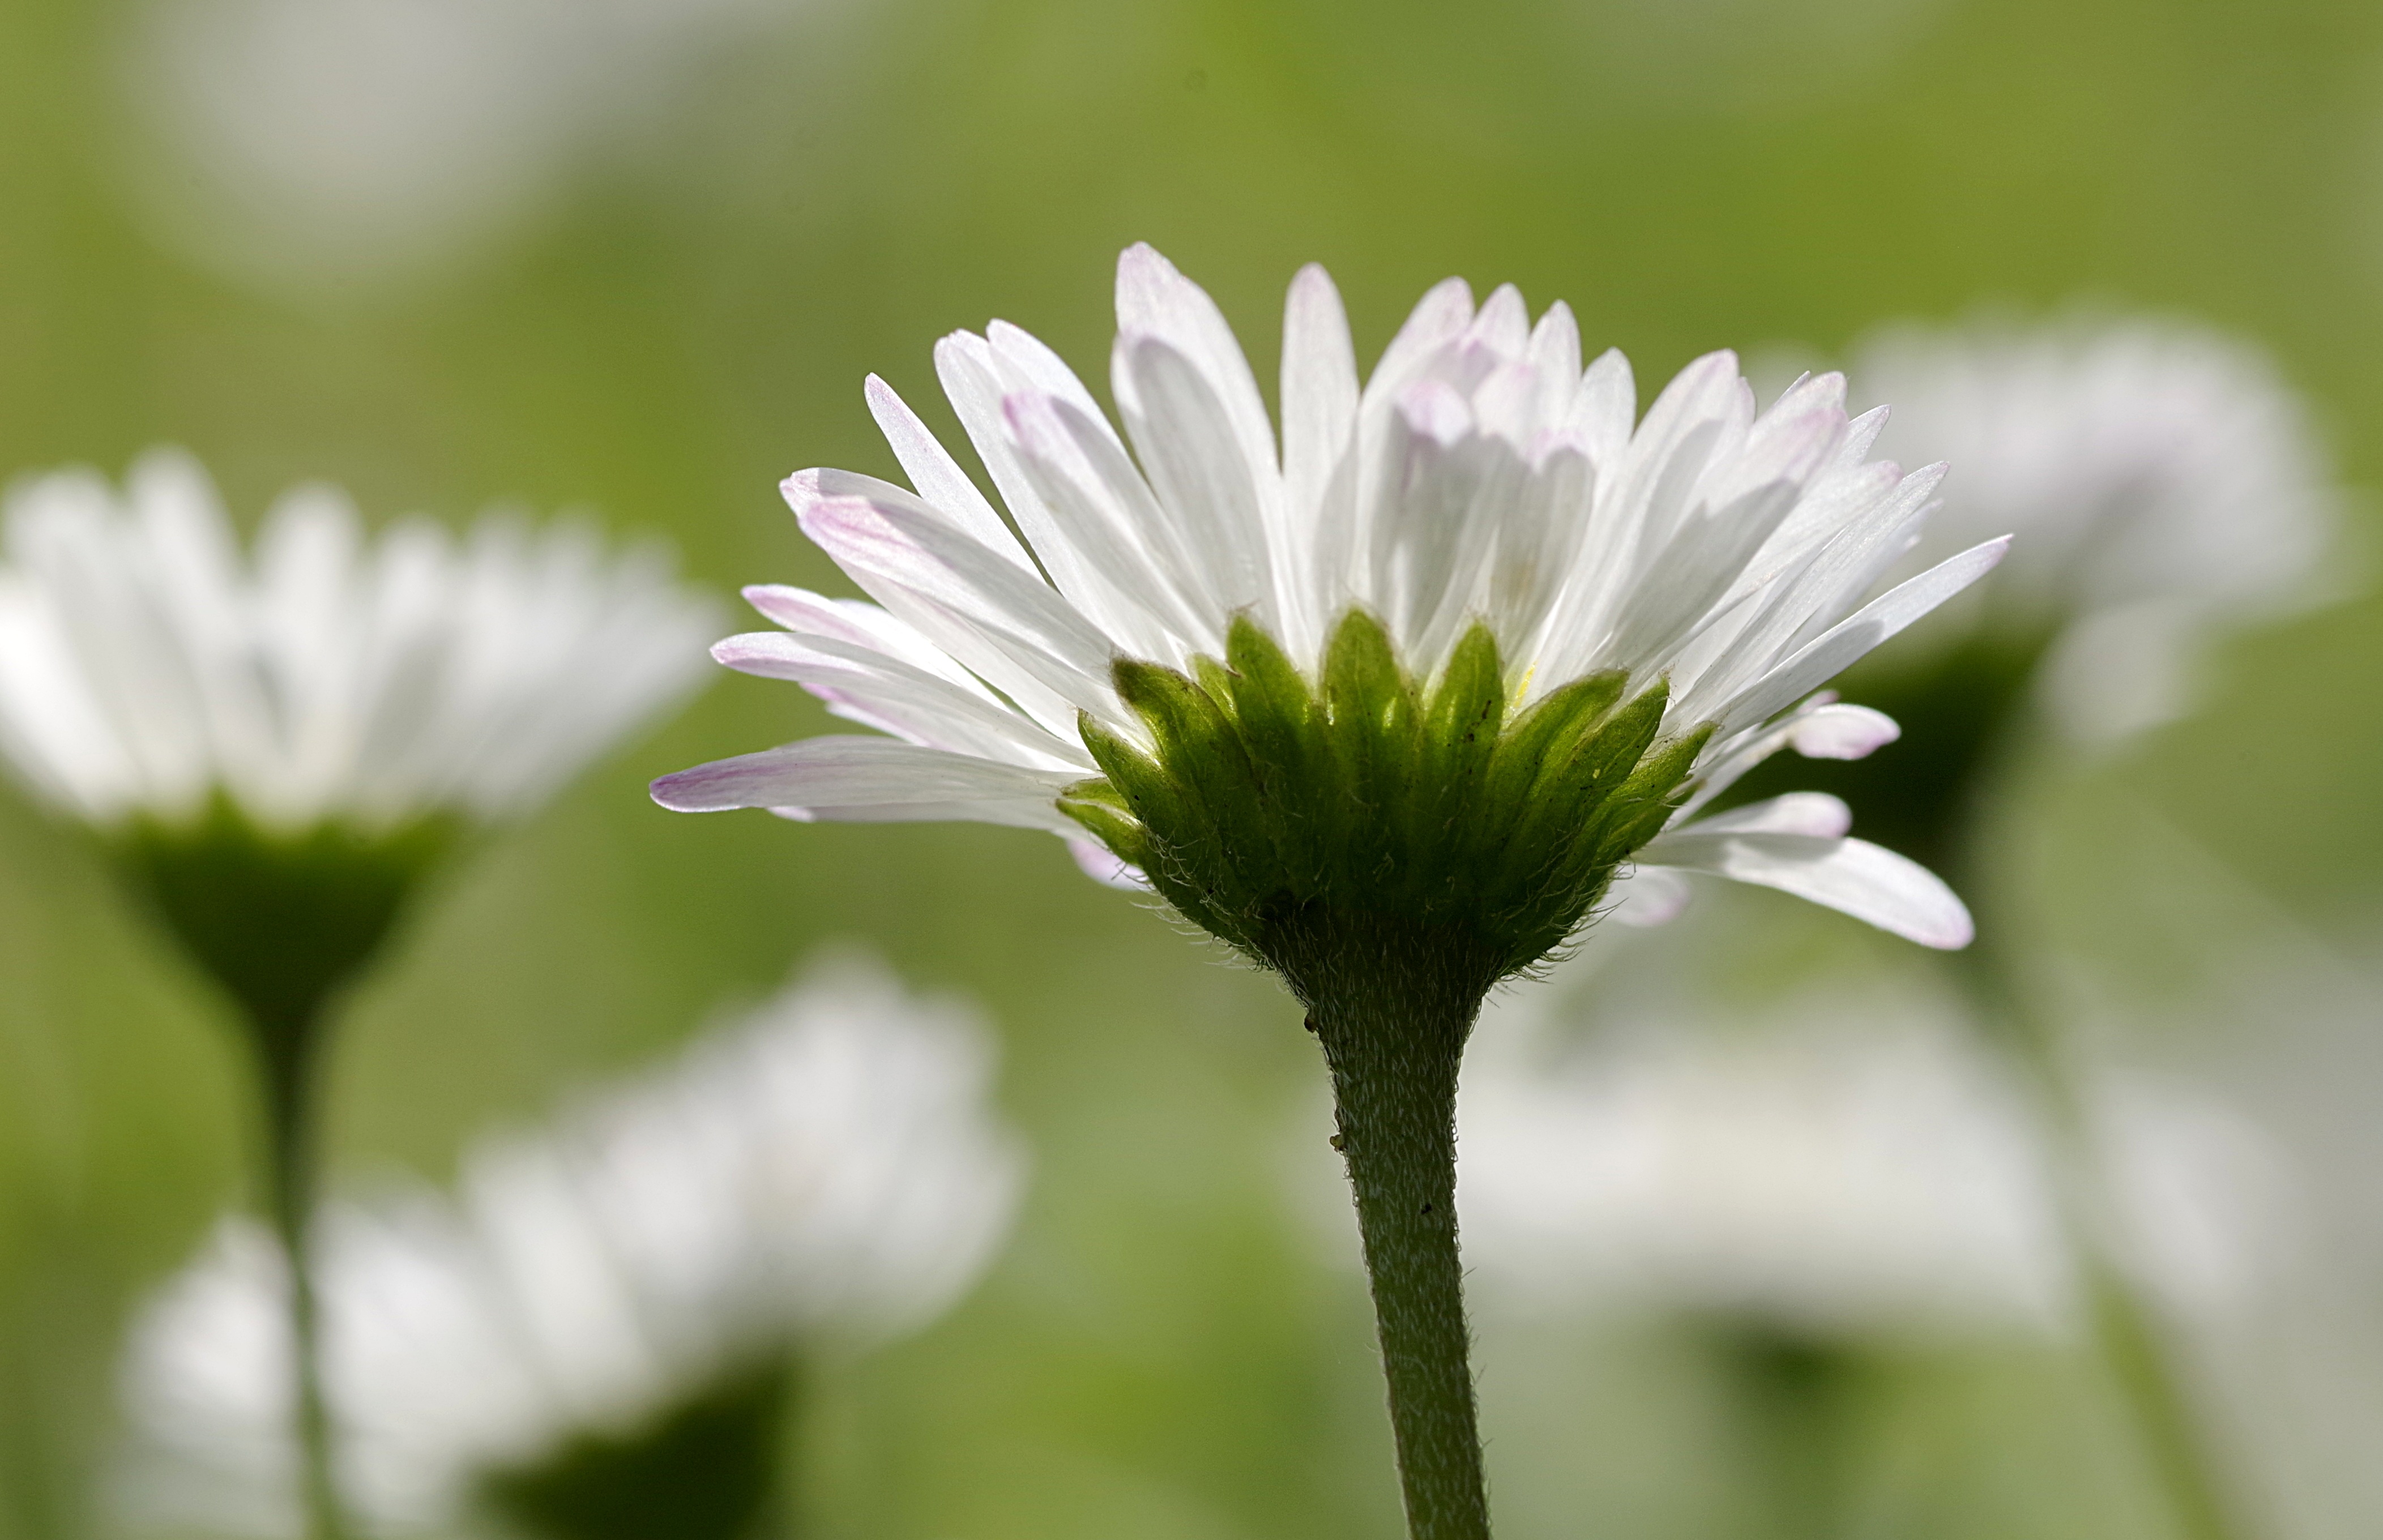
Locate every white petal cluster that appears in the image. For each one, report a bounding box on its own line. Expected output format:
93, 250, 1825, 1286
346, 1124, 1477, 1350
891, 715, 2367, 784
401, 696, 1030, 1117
659, 246, 2006, 947
1850, 315, 2339, 740
0, 448, 717, 835
1453, 975, 2294, 1338
116, 950, 1027, 1537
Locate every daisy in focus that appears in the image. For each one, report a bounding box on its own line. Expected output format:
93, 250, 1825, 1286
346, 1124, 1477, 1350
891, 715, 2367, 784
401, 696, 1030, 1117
117, 951, 1027, 1540
652, 244, 2007, 1540
655, 244, 2008, 956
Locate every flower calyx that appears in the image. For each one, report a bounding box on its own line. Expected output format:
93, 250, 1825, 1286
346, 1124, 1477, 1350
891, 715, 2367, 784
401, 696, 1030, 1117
1060, 611, 1710, 1000
113, 795, 461, 1049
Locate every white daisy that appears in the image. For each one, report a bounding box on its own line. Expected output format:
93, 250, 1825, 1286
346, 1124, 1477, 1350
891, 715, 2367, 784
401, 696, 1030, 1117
655, 244, 2005, 956
1848, 314, 2339, 743
1454, 974, 2294, 1339
116, 949, 1028, 1539
0, 446, 718, 837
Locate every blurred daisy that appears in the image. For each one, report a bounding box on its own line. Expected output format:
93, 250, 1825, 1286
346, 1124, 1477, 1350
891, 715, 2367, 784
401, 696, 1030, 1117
1456, 979, 2295, 1340
1442, 949, 2303, 1540
0, 446, 716, 838
655, 243, 2006, 953
0, 446, 716, 1539
1851, 315, 2341, 744
117, 950, 1027, 1540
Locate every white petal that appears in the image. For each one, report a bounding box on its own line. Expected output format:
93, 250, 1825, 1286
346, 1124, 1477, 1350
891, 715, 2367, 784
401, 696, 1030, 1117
933, 330, 1099, 605
1577, 348, 1637, 469
1526, 301, 1582, 386
1113, 244, 1280, 494
1718, 536, 2012, 734
1635, 828, 1974, 949
1367, 277, 1476, 399
1605, 865, 1693, 927
1677, 792, 1854, 839
1000, 389, 1209, 658
740, 584, 986, 695
864, 375, 1035, 573
1467, 284, 1531, 357
788, 475, 1127, 732
710, 631, 1088, 771
1789, 703, 1899, 759
0, 575, 134, 818
1279, 263, 1357, 656
1068, 838, 1152, 891
1112, 336, 1277, 636
650, 736, 1081, 835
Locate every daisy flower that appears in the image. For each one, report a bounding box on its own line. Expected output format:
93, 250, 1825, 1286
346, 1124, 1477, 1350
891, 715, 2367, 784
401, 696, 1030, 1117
0, 446, 716, 1540
1701, 316, 2343, 1540
1852, 314, 2339, 745
652, 245, 2006, 1539
0, 446, 715, 838
1448, 962, 2297, 1540
117, 951, 1026, 1540
1458, 983, 2288, 1338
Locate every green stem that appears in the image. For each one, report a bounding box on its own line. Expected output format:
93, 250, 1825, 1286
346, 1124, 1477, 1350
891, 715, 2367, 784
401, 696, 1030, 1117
253, 1017, 351, 1540
1310, 970, 1492, 1540
1957, 948, 2247, 1540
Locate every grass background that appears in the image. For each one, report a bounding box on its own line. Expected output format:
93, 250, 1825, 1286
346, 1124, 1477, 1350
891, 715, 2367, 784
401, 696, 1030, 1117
2, 0, 2380, 1535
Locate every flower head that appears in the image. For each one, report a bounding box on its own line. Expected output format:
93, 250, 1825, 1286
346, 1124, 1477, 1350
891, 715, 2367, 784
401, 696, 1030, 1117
1848, 314, 2339, 743
117, 949, 1027, 1539
0, 448, 718, 1030
0, 447, 717, 837
1452, 972, 2294, 1340
657, 247, 1999, 978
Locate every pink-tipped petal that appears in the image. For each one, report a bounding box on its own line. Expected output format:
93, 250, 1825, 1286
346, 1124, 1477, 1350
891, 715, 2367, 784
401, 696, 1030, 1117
1068, 839, 1151, 892
1637, 828, 1973, 949
1606, 866, 1694, 928
1788, 703, 1901, 760
1681, 792, 1854, 840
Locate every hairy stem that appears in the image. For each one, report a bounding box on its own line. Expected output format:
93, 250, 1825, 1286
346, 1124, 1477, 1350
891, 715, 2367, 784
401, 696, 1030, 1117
254, 1019, 350, 1540
1307, 952, 1492, 1540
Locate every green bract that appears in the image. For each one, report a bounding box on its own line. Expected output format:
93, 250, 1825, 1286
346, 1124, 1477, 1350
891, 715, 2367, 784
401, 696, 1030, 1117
114, 797, 459, 1045
1061, 611, 1710, 1000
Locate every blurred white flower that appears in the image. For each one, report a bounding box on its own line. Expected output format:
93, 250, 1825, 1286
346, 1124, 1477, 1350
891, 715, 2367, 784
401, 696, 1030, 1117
0, 447, 716, 836
123, 0, 810, 289
1849, 316, 2343, 741
1449, 973, 2297, 1340
117, 949, 1028, 1537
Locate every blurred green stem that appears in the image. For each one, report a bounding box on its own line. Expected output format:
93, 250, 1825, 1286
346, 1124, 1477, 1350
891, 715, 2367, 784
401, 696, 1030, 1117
1957, 947, 2247, 1540
1718, 1324, 1865, 1540
1311, 977, 1492, 1540
252, 1013, 351, 1540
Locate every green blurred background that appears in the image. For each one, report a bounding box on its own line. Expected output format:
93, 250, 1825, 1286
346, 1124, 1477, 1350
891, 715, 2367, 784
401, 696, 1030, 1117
3, 0, 2381, 1535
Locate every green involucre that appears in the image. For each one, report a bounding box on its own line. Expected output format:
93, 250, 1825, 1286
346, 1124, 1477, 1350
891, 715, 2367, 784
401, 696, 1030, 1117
113, 795, 460, 1047
1060, 612, 1711, 999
